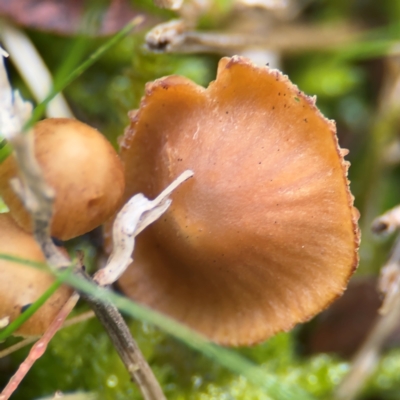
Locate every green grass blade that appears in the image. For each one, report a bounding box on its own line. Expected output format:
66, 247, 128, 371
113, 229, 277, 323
0, 17, 143, 163
53, 37, 90, 84
0, 253, 48, 270
25, 16, 143, 130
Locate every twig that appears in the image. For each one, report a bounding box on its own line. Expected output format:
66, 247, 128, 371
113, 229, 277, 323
88, 169, 192, 399
77, 269, 166, 400
7, 129, 70, 267
335, 234, 400, 400
0, 293, 79, 400
371, 205, 400, 235
0, 54, 69, 269
145, 21, 361, 53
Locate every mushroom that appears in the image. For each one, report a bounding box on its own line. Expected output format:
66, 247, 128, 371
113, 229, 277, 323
0, 118, 125, 240
118, 56, 360, 346
0, 213, 71, 336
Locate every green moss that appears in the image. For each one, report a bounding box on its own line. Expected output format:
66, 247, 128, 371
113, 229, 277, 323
196, 334, 348, 400
11, 316, 167, 399
7, 289, 400, 400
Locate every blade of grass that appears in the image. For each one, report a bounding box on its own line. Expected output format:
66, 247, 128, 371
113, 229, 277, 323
25, 16, 143, 130
53, 37, 91, 84
0, 266, 73, 340
0, 254, 48, 270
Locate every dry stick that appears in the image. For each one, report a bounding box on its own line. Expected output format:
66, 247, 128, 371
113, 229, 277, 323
335, 235, 400, 400
5, 126, 176, 399
77, 270, 166, 400
372, 204, 400, 236
0, 293, 79, 400
8, 129, 69, 267
145, 20, 361, 53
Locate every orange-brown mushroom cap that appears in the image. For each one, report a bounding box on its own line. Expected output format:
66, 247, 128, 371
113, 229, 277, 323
0, 213, 72, 336
0, 118, 125, 240
118, 56, 360, 346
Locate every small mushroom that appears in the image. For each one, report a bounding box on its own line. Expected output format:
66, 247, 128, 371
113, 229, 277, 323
118, 56, 360, 346
0, 213, 71, 336
0, 118, 125, 240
